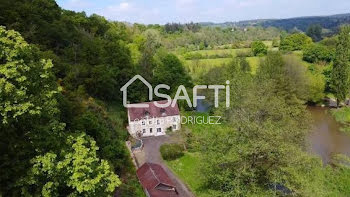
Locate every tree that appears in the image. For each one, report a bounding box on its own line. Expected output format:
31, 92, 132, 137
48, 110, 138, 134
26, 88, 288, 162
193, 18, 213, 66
198, 52, 319, 196
0, 26, 64, 194
303, 43, 335, 63
139, 29, 161, 81
20, 133, 121, 197
330, 26, 350, 107
251, 41, 268, 56
280, 33, 312, 51
307, 24, 322, 42
153, 53, 193, 97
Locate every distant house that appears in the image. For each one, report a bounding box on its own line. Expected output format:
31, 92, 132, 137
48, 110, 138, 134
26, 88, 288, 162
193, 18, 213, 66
137, 163, 178, 197
127, 100, 181, 137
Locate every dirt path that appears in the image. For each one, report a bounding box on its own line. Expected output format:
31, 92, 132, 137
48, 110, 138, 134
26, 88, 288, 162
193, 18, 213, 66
141, 136, 195, 197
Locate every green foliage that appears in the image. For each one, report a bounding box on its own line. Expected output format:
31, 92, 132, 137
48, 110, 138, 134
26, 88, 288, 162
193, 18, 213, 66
330, 107, 350, 133
251, 40, 268, 56
183, 51, 233, 60
307, 65, 326, 103
0, 18, 140, 196
0, 26, 59, 124
195, 52, 320, 196
160, 143, 185, 161
154, 53, 193, 97
303, 43, 335, 63
280, 33, 313, 51
20, 133, 121, 197
307, 24, 322, 42
0, 27, 66, 195
330, 25, 350, 106
272, 38, 280, 47
319, 36, 338, 48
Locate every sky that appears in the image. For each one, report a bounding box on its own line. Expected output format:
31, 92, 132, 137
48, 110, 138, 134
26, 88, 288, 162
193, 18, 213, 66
56, 0, 350, 24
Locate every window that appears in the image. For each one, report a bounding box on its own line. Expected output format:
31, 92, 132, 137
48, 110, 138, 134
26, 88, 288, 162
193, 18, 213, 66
157, 120, 160, 125
142, 129, 146, 133
150, 128, 153, 133
173, 117, 176, 122
157, 128, 162, 133
149, 121, 152, 125
173, 125, 177, 130
142, 121, 145, 125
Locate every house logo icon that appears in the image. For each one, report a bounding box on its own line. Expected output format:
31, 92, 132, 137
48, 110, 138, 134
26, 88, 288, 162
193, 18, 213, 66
120, 75, 153, 108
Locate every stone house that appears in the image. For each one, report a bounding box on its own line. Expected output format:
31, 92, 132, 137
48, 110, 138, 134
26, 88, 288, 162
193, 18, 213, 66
127, 100, 181, 137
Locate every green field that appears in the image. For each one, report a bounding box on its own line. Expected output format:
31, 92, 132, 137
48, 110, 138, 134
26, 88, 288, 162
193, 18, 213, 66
166, 153, 206, 196
184, 56, 263, 81
184, 48, 251, 57
181, 46, 315, 82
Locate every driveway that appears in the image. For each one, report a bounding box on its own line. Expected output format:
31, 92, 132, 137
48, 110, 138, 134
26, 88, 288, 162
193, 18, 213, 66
141, 136, 194, 197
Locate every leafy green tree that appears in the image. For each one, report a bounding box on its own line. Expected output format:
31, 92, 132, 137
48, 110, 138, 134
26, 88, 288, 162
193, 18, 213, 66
330, 26, 350, 107
139, 29, 161, 81
307, 24, 323, 42
307, 65, 326, 103
198, 53, 318, 196
280, 33, 312, 51
303, 43, 335, 63
239, 57, 251, 73
153, 53, 193, 95
0, 26, 64, 194
20, 133, 121, 197
251, 41, 268, 56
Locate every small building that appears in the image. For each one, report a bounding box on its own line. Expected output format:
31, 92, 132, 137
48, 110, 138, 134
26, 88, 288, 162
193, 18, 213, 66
137, 163, 178, 197
127, 100, 181, 137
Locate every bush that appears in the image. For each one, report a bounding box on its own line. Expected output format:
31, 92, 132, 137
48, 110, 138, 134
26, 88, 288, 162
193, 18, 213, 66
183, 52, 204, 60
303, 44, 335, 63
236, 50, 253, 57
272, 39, 280, 47
280, 33, 312, 51
160, 143, 185, 160
251, 41, 268, 56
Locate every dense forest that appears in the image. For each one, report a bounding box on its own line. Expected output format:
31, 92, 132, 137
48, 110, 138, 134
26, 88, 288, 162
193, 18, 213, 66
1, 0, 350, 196
202, 13, 350, 33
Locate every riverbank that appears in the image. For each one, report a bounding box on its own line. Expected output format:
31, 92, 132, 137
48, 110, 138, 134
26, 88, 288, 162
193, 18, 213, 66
307, 106, 350, 164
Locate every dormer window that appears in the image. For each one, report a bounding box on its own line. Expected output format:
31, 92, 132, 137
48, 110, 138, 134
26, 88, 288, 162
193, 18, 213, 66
160, 108, 166, 116
144, 110, 150, 118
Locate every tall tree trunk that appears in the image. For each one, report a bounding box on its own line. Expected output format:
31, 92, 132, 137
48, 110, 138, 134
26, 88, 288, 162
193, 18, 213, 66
337, 98, 340, 108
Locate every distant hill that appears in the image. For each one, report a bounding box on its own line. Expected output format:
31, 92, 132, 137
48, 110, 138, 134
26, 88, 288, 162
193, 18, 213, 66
200, 13, 350, 32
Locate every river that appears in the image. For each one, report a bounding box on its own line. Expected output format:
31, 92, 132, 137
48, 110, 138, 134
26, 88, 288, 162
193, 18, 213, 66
307, 106, 350, 164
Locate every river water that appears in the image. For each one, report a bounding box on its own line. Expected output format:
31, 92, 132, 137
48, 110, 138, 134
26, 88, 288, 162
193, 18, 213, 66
307, 106, 350, 164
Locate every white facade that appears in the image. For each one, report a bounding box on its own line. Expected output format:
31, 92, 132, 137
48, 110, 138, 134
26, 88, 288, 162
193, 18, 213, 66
128, 115, 181, 137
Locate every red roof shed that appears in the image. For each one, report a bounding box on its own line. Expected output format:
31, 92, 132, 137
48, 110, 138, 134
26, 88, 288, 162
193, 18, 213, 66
136, 163, 178, 197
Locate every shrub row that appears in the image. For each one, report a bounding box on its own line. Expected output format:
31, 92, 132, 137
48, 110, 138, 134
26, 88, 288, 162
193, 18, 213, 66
160, 143, 185, 160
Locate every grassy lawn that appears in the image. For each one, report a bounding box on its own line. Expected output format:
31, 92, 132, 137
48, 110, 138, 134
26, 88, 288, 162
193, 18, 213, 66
166, 152, 206, 196
181, 46, 320, 84
247, 56, 261, 74
184, 58, 232, 81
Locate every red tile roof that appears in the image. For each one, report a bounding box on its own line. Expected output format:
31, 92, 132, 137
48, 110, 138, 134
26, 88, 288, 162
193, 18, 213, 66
137, 163, 178, 197
128, 100, 180, 121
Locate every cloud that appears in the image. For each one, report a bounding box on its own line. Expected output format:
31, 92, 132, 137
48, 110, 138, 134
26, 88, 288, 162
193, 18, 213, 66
119, 2, 130, 11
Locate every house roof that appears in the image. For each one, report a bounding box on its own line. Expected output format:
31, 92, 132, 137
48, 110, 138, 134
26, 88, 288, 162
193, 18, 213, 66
137, 163, 178, 197
128, 100, 180, 121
